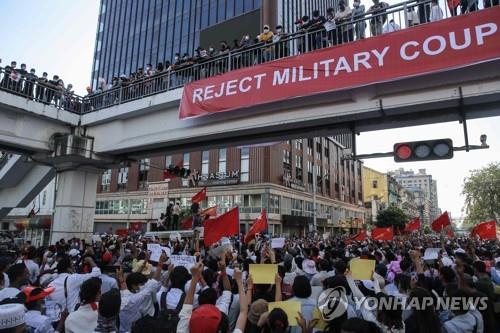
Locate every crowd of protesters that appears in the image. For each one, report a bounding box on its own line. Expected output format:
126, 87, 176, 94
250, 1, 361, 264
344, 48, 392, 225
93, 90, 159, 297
0, 59, 80, 112
0, 230, 499, 333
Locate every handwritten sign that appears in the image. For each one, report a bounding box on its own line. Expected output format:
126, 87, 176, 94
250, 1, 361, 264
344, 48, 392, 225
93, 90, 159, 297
350, 259, 375, 280
268, 301, 301, 326
160, 246, 172, 257
249, 264, 277, 284
271, 238, 285, 249
147, 244, 162, 262
170, 255, 197, 270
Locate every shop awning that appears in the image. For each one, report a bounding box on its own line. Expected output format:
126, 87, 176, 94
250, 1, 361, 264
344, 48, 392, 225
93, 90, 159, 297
15, 216, 52, 229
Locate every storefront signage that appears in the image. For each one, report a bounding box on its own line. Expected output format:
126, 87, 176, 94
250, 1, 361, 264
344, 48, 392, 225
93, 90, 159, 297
180, 8, 500, 118
147, 181, 169, 199
186, 170, 240, 187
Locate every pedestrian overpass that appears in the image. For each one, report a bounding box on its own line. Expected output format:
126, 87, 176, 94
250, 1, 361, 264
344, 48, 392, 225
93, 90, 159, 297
0, 6, 499, 241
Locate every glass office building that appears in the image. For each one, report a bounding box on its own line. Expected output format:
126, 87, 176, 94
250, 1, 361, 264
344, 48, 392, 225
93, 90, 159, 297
91, 0, 338, 88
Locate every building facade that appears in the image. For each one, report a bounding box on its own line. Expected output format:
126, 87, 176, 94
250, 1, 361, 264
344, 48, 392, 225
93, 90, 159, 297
362, 166, 401, 223
389, 168, 440, 224
94, 137, 365, 235
91, 0, 338, 88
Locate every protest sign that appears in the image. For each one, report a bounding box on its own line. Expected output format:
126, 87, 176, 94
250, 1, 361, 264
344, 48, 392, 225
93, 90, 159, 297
423, 248, 440, 261
350, 259, 375, 280
268, 301, 301, 326
249, 264, 278, 284
147, 244, 162, 262
170, 255, 197, 269
271, 238, 285, 249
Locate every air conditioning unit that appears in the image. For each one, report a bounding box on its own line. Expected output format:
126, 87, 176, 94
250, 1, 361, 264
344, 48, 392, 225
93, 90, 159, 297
51, 134, 94, 159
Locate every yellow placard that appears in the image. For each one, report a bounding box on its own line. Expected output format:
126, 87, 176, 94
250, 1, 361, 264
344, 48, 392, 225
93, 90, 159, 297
268, 301, 301, 326
350, 258, 375, 280
249, 264, 277, 284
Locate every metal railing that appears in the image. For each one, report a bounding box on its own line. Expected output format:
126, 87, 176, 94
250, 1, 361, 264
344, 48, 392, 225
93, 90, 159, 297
0, 67, 84, 113
1, 0, 496, 114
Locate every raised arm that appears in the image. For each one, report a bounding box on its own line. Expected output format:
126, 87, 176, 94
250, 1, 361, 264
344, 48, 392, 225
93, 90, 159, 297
234, 269, 249, 332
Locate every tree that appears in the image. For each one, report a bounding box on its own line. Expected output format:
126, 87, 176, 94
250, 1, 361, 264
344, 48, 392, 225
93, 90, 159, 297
376, 206, 408, 230
462, 162, 500, 226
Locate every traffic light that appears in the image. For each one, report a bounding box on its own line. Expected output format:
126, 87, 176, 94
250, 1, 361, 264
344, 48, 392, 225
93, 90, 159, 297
165, 164, 191, 178
393, 139, 453, 162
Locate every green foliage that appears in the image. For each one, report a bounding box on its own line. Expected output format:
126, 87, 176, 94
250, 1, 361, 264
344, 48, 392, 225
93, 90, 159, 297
462, 162, 500, 226
423, 225, 431, 234
376, 206, 408, 230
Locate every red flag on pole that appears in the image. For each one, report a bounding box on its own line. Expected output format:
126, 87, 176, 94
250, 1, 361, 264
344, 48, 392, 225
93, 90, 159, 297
244, 209, 268, 244
203, 207, 239, 246
431, 211, 451, 232
345, 229, 367, 244
404, 217, 421, 233
371, 227, 394, 241
192, 187, 207, 204
470, 221, 496, 240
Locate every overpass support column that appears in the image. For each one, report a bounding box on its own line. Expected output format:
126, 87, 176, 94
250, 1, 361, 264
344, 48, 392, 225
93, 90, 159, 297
51, 170, 98, 243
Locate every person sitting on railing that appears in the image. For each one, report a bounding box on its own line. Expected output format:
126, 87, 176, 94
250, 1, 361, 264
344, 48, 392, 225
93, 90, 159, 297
309, 10, 327, 50
430, 0, 444, 21
257, 25, 275, 63
273, 25, 289, 59
36, 72, 49, 103
352, 0, 367, 40
23, 68, 37, 99
368, 0, 389, 36
406, 6, 420, 26
383, 18, 401, 33
336, 1, 354, 44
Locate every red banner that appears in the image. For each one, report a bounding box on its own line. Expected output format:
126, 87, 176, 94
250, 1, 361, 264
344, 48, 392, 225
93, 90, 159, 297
180, 8, 500, 119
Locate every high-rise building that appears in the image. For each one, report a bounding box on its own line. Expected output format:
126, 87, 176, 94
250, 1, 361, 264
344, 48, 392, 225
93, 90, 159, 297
362, 166, 401, 223
91, 0, 337, 88
389, 168, 440, 223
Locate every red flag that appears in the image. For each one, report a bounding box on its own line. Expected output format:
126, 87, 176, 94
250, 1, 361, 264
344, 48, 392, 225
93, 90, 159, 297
470, 221, 496, 240
181, 217, 193, 230
447, 228, 455, 238
192, 187, 207, 204
203, 207, 239, 246
371, 227, 394, 241
431, 211, 451, 232
345, 229, 367, 244
244, 209, 268, 244
404, 217, 421, 233
200, 206, 218, 217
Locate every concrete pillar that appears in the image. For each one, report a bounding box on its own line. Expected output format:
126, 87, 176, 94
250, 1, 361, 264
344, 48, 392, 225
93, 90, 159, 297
261, 0, 278, 30
51, 170, 98, 243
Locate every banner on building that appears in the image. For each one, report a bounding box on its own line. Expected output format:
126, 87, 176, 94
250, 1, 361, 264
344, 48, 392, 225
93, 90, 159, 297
180, 7, 500, 119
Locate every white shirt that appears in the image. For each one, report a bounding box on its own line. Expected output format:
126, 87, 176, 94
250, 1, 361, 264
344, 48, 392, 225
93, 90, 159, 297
310, 270, 335, 287
2, 272, 9, 288
46, 267, 101, 316
0, 287, 21, 302
100, 274, 118, 294
383, 22, 401, 33
430, 5, 443, 22
25, 310, 56, 333
23, 259, 40, 284
119, 279, 161, 333
65, 303, 98, 333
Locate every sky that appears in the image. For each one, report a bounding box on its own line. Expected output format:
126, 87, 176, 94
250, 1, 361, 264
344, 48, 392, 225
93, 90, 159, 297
1, 0, 498, 224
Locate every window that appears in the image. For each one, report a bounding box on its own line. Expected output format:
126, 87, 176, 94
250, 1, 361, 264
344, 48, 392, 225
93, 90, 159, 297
291, 199, 303, 216
183, 153, 190, 169
42, 191, 47, 206
138, 159, 150, 189
130, 199, 148, 214
295, 139, 303, 150
305, 201, 314, 217
118, 167, 128, 190
240, 148, 249, 182
238, 194, 262, 213
295, 156, 303, 181
216, 195, 233, 214
101, 169, 111, 192
372, 180, 378, 188
283, 149, 291, 172
218, 149, 226, 174
202, 151, 209, 175
307, 138, 313, 155
165, 155, 172, 168
269, 195, 280, 214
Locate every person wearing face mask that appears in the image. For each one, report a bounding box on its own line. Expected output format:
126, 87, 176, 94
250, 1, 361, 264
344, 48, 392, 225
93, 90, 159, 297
45, 255, 100, 321
324, 8, 338, 46
309, 10, 326, 50
23, 68, 37, 99
257, 25, 274, 62
335, 0, 354, 44
352, 0, 366, 40
273, 25, 289, 59
368, 0, 389, 36
382, 19, 401, 33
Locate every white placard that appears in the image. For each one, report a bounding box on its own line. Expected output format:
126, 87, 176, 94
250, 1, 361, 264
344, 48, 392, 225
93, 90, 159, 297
323, 232, 330, 240
324, 20, 336, 31
423, 248, 440, 261
147, 244, 162, 262
271, 238, 286, 249
171, 255, 197, 270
